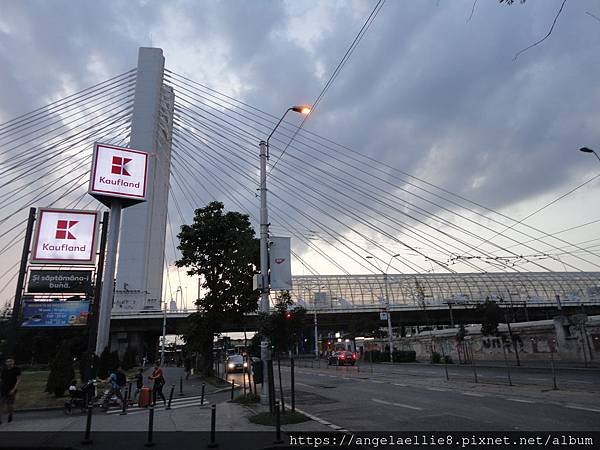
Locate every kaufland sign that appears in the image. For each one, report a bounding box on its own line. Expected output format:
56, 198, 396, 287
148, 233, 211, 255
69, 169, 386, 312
89, 143, 148, 201
31, 208, 99, 265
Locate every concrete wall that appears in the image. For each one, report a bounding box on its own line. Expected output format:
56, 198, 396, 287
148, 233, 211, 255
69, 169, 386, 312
387, 315, 600, 365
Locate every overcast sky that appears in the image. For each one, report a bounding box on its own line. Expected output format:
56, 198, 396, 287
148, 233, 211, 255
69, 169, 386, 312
1, 0, 600, 308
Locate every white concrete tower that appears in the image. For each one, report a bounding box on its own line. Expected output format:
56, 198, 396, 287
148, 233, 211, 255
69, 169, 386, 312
113, 47, 174, 312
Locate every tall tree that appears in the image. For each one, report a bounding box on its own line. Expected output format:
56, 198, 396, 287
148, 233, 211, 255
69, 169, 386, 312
176, 201, 259, 376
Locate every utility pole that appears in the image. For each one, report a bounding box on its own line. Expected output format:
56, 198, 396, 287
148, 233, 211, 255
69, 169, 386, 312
259, 139, 271, 407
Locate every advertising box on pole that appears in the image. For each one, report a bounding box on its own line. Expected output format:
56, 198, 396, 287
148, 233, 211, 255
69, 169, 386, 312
88, 142, 149, 206
30, 208, 99, 265
21, 300, 90, 328
269, 237, 292, 290
27, 269, 94, 294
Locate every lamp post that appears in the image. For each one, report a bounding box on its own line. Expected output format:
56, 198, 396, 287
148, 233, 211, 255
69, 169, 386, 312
579, 147, 600, 163
160, 299, 168, 366
366, 254, 400, 363
259, 105, 311, 406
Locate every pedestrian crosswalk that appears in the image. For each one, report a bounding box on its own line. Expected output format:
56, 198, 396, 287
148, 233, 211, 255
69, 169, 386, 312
105, 394, 210, 415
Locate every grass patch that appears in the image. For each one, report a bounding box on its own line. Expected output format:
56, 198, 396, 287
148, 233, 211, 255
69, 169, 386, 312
15, 370, 64, 411
231, 393, 259, 404
249, 410, 310, 426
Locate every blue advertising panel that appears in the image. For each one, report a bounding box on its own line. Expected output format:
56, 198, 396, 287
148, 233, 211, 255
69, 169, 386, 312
21, 300, 90, 327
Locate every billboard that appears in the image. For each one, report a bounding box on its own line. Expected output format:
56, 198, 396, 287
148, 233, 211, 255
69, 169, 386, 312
27, 270, 93, 294
30, 208, 99, 265
269, 237, 292, 290
89, 142, 148, 202
21, 300, 90, 328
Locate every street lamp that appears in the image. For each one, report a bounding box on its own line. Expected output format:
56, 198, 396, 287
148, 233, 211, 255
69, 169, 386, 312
365, 254, 400, 363
579, 147, 600, 163
259, 105, 311, 408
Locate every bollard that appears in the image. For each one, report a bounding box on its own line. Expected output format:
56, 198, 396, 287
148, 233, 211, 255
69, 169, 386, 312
550, 351, 558, 390
179, 376, 184, 396
290, 357, 295, 413
502, 344, 513, 386
144, 405, 155, 447
207, 404, 217, 448
230, 379, 235, 400
120, 388, 129, 415
243, 366, 247, 396
166, 384, 175, 410
443, 358, 449, 381
201, 382, 206, 406
274, 401, 283, 444
81, 406, 93, 445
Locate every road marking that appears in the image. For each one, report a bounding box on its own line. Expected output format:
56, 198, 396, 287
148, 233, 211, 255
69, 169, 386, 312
295, 382, 313, 388
565, 405, 600, 413
506, 398, 535, 404
372, 398, 423, 411
393, 383, 408, 387
107, 396, 210, 415
461, 392, 485, 397
370, 380, 385, 384
294, 406, 348, 432
426, 387, 449, 392
571, 381, 593, 384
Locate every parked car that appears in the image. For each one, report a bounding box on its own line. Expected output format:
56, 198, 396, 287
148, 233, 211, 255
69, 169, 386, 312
328, 351, 357, 366
226, 354, 248, 373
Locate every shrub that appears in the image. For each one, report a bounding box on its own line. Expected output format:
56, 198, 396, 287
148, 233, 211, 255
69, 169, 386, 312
121, 347, 137, 370
392, 350, 416, 363
45, 341, 75, 397
97, 347, 111, 379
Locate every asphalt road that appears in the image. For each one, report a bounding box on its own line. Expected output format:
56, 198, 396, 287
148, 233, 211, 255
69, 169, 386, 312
290, 358, 600, 392
270, 361, 600, 432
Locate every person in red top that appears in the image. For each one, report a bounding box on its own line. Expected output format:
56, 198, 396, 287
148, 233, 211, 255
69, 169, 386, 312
148, 361, 166, 406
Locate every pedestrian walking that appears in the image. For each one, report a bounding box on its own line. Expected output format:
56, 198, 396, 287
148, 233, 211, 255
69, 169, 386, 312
148, 361, 166, 406
0, 358, 21, 424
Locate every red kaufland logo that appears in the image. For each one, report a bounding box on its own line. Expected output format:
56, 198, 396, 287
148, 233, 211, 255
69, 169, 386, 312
55, 220, 78, 240
111, 156, 132, 176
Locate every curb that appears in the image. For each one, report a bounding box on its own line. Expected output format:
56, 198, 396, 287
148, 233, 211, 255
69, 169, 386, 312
16, 406, 64, 413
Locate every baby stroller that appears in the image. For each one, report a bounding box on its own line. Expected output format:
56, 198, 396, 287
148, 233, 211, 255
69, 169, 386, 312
64, 379, 96, 415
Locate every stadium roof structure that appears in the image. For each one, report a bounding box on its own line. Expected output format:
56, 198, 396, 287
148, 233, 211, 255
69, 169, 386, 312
289, 272, 600, 309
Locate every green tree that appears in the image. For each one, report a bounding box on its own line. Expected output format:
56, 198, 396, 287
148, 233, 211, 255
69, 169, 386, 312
258, 291, 306, 354
176, 201, 260, 376
97, 347, 111, 379
46, 341, 75, 397
476, 299, 501, 336
121, 347, 137, 370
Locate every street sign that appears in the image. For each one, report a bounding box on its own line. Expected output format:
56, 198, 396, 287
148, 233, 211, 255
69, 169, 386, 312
27, 269, 93, 294
21, 300, 90, 328
89, 142, 148, 204
380, 312, 388, 321
30, 208, 99, 265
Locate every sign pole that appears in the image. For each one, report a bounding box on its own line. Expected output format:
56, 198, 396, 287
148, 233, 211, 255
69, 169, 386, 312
7, 207, 36, 355
95, 201, 122, 355
87, 211, 109, 363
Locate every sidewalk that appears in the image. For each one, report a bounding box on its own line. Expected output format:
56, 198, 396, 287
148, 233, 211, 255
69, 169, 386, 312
1, 366, 333, 449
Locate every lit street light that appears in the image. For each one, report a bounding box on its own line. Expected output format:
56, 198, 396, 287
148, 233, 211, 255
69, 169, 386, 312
579, 147, 600, 163
365, 254, 400, 363
259, 104, 311, 408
